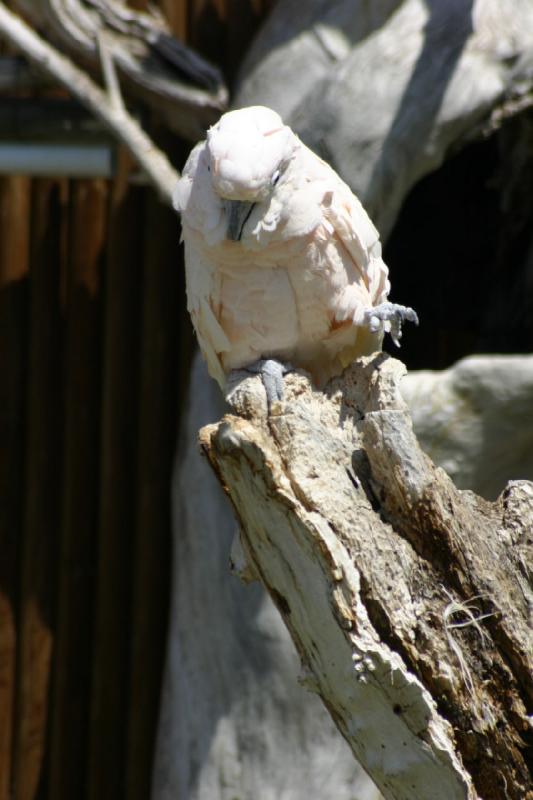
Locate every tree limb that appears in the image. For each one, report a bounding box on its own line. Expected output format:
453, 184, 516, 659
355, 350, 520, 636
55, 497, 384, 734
200, 356, 533, 800
0, 3, 178, 203
14, 0, 227, 140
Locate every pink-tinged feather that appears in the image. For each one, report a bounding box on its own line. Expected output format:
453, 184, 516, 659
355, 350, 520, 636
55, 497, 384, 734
176, 106, 392, 389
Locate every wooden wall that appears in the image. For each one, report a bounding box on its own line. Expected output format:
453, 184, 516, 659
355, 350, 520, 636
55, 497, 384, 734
0, 1, 272, 797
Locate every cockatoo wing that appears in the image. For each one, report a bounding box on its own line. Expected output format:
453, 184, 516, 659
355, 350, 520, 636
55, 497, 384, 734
320, 176, 390, 325
174, 144, 230, 388
182, 240, 229, 388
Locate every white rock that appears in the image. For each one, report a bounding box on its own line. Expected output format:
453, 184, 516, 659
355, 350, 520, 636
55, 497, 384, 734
402, 355, 533, 499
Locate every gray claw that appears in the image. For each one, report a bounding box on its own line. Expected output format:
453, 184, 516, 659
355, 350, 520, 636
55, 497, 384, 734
364, 302, 419, 347
246, 358, 290, 410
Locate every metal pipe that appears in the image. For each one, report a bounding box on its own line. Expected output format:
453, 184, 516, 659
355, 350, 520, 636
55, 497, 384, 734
0, 142, 114, 177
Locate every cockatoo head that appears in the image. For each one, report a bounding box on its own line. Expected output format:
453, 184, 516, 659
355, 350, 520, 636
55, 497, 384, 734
205, 106, 297, 240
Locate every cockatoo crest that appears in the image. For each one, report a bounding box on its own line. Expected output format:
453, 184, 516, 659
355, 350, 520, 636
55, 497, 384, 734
205, 106, 296, 202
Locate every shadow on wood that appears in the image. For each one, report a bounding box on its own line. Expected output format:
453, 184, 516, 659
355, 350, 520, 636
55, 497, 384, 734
201, 356, 533, 800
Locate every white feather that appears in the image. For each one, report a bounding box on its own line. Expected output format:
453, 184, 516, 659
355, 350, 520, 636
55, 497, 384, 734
177, 105, 391, 388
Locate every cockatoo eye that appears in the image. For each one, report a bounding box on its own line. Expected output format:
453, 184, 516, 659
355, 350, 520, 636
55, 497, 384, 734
271, 169, 281, 186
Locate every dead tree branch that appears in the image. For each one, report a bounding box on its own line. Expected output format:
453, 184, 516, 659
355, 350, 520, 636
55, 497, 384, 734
0, 3, 178, 203
13, 0, 227, 140
201, 356, 533, 800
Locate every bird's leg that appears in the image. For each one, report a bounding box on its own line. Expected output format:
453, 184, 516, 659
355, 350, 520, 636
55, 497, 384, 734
244, 358, 292, 410
96, 30, 125, 112
363, 302, 419, 347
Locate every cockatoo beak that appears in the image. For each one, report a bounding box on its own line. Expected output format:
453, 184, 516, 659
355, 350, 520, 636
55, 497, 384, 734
226, 200, 255, 241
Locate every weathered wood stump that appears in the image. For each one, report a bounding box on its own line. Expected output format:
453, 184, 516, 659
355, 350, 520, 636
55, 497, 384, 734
200, 355, 533, 800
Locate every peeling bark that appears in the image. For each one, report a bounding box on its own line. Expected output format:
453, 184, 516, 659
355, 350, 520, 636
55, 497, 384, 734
200, 356, 533, 800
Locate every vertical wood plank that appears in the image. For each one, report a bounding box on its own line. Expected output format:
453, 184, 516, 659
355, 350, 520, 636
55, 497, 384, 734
87, 154, 143, 800
160, 0, 188, 40
128, 0, 150, 9
188, 0, 228, 68
0, 175, 30, 800
48, 179, 107, 800
12, 179, 66, 800
125, 192, 180, 800
0, 6, 278, 798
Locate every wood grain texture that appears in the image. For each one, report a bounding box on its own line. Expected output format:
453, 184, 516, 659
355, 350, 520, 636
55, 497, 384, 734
0, 175, 30, 800
125, 191, 179, 800
48, 179, 106, 800
0, 2, 276, 797
87, 158, 143, 800
12, 179, 66, 800
201, 356, 533, 800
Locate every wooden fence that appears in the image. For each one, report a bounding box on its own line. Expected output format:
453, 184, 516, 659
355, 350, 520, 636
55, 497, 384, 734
0, 1, 272, 797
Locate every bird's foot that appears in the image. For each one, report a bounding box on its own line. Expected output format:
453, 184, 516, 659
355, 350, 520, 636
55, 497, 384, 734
245, 358, 292, 412
364, 302, 419, 347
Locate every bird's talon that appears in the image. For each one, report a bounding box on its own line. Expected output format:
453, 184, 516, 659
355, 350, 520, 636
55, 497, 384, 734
245, 358, 291, 412
364, 302, 418, 348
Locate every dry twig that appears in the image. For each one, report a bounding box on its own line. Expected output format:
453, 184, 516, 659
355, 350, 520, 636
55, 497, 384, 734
0, 2, 179, 203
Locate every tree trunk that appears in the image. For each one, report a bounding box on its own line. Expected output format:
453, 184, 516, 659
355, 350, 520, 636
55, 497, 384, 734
200, 356, 533, 800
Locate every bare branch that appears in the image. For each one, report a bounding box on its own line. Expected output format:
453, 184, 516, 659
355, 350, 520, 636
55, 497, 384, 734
96, 30, 124, 112
14, 0, 227, 139
0, 3, 179, 204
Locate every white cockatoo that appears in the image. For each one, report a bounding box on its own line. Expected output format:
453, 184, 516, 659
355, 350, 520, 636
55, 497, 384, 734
174, 105, 417, 403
